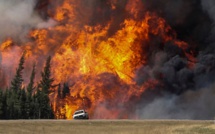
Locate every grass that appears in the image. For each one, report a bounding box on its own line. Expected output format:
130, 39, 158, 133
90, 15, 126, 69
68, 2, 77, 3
0, 120, 215, 134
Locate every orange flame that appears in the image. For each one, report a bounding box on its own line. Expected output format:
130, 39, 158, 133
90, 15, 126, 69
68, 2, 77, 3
0, 0, 196, 119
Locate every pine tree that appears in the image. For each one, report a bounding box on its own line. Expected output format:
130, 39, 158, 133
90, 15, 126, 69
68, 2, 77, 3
10, 52, 26, 93
0, 89, 3, 119
6, 89, 15, 119
25, 95, 31, 119
26, 63, 36, 119
4, 88, 10, 119
20, 89, 27, 119
37, 56, 54, 119
39, 56, 54, 94
13, 89, 21, 119
32, 92, 40, 119
1, 89, 7, 119
39, 91, 54, 119
8, 52, 27, 119
27, 63, 36, 95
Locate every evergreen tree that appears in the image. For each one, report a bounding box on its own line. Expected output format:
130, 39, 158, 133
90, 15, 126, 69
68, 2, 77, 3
0, 89, 3, 119
37, 56, 54, 119
8, 52, 27, 119
1, 55, 56, 119
6, 89, 14, 119
27, 63, 36, 95
38, 91, 54, 119
7, 52, 27, 119
10, 52, 26, 93
39, 56, 54, 94
13, 89, 21, 119
20, 89, 27, 119
32, 92, 40, 119
26, 63, 36, 119
2, 89, 8, 119
4, 88, 10, 119
25, 95, 31, 119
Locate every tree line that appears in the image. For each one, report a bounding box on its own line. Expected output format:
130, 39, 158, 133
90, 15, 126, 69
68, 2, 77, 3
0, 52, 55, 119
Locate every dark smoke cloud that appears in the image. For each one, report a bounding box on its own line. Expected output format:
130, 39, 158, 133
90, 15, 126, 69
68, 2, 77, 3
135, 51, 215, 119
142, 0, 212, 50
201, 0, 215, 53
202, 0, 215, 22
134, 0, 215, 119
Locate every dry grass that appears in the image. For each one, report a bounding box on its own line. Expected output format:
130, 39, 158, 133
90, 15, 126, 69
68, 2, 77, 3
0, 120, 215, 134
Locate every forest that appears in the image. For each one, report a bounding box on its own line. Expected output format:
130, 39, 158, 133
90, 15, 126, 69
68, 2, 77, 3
0, 52, 56, 119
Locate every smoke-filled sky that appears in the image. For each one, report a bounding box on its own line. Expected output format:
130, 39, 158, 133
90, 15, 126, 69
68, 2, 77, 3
136, 0, 215, 119
0, 0, 42, 41
0, 0, 57, 42
1, 0, 215, 119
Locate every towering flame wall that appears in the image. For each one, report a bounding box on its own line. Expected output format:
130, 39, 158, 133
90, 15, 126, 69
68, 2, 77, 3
1, 0, 215, 119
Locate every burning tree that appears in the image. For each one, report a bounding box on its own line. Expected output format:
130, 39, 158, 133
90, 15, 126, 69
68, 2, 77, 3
1, 0, 215, 120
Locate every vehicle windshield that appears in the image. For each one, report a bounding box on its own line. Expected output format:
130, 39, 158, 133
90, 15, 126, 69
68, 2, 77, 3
74, 111, 84, 115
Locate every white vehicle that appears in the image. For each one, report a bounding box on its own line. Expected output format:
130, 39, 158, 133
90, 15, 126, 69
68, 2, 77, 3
73, 110, 89, 119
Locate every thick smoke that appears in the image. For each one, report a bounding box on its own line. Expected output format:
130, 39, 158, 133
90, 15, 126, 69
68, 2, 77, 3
0, 0, 57, 42
134, 0, 215, 120
201, 0, 215, 52
202, 0, 215, 23
143, 0, 212, 47
137, 84, 215, 120
0, 0, 43, 41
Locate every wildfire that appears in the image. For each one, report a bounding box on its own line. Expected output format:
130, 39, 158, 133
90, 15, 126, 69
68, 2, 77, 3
0, 0, 196, 119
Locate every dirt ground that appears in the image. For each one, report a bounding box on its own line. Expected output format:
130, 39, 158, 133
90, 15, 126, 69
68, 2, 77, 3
0, 120, 215, 134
